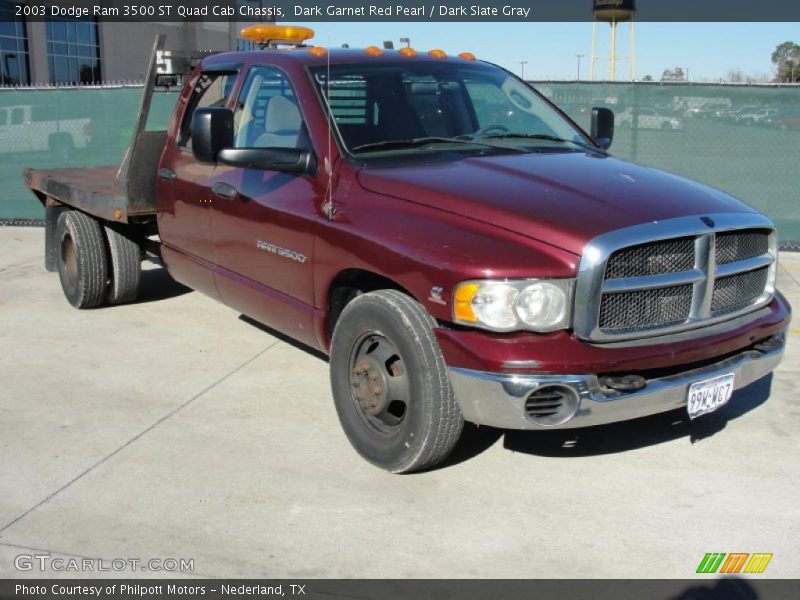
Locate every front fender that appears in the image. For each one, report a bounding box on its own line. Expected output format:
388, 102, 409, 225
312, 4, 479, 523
314, 186, 579, 326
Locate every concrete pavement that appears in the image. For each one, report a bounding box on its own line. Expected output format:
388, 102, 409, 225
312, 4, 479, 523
0, 226, 798, 579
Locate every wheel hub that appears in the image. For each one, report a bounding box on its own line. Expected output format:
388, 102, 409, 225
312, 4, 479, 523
351, 355, 389, 415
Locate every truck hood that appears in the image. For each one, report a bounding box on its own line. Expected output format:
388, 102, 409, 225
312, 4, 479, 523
356, 151, 754, 255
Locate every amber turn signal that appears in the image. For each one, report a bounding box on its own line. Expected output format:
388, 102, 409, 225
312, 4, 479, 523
453, 283, 480, 323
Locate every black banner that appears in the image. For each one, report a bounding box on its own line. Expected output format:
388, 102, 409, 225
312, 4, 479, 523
2, 580, 800, 600
8, 0, 800, 22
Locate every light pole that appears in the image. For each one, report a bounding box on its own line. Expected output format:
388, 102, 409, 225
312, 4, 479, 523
520, 61, 528, 80
575, 54, 585, 80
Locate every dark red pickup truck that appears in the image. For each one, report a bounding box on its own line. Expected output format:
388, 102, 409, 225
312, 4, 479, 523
24, 29, 790, 472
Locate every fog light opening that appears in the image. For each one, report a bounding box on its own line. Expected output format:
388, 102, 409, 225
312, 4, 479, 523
524, 385, 580, 426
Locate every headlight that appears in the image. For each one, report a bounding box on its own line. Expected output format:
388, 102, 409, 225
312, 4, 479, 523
453, 279, 573, 332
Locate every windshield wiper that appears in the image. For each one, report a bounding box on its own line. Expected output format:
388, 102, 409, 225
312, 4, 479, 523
350, 136, 526, 154
480, 133, 601, 152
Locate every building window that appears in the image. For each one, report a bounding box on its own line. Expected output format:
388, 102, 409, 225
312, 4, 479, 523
0, 0, 31, 85
46, 18, 100, 84
236, 38, 258, 52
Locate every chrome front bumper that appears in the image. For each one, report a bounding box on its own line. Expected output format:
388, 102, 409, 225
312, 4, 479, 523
448, 334, 786, 430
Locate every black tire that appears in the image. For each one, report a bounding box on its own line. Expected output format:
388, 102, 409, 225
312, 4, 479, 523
55, 210, 108, 309
330, 290, 463, 473
104, 225, 142, 305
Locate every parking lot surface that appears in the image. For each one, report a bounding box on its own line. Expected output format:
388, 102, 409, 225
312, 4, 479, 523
1, 226, 798, 579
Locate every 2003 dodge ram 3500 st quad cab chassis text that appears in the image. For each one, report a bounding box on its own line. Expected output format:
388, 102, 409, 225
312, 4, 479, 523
24, 28, 791, 473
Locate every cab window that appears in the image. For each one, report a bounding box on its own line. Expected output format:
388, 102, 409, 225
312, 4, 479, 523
233, 66, 307, 149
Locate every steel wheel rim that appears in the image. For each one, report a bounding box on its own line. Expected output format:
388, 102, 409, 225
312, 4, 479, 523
348, 332, 410, 436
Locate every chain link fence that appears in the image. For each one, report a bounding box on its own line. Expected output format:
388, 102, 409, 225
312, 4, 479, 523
0, 85, 177, 221
535, 81, 799, 247
1, 81, 798, 245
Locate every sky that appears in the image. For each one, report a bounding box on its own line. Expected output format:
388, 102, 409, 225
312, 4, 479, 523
299, 21, 799, 81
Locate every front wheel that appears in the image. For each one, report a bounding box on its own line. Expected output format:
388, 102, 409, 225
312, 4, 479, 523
330, 290, 463, 473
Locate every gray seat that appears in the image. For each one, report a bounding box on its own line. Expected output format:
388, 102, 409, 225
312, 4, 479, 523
254, 95, 302, 148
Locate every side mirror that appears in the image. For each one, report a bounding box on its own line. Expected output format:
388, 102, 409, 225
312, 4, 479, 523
217, 147, 317, 175
591, 107, 614, 150
191, 107, 234, 163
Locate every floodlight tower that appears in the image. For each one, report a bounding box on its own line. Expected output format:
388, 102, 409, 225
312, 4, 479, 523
590, 0, 637, 81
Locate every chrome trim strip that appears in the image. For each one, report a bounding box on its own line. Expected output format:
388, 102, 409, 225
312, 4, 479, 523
448, 332, 785, 430
574, 213, 778, 343
716, 255, 774, 278
602, 269, 706, 292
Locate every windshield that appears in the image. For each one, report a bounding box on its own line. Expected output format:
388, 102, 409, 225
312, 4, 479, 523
310, 61, 591, 156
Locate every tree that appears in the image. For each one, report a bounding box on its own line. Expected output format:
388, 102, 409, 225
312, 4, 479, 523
660, 68, 686, 82
641, 74, 654, 82
726, 69, 745, 83
771, 41, 800, 82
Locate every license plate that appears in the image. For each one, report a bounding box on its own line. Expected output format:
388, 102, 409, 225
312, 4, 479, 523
687, 373, 735, 419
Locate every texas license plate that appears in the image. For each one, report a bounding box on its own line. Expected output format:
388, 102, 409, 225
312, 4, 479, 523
687, 373, 735, 419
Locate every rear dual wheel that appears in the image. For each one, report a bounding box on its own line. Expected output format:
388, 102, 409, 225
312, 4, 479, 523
55, 210, 141, 309
330, 290, 464, 473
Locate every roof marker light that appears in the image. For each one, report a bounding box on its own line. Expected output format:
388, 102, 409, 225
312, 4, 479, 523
458, 52, 477, 61
428, 49, 447, 59
399, 47, 418, 57
308, 46, 327, 57
364, 45, 384, 57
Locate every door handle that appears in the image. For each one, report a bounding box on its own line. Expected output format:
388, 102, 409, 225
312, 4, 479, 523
158, 168, 176, 181
212, 182, 238, 200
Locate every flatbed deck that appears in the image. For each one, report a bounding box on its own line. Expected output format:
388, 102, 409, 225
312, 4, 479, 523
22, 35, 179, 226
24, 126, 166, 224
24, 166, 128, 223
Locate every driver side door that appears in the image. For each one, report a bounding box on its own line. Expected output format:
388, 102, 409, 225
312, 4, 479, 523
210, 65, 321, 346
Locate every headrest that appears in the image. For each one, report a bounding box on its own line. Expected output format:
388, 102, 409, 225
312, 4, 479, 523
265, 95, 302, 132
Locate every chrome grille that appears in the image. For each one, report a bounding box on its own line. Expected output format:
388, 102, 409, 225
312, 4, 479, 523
599, 285, 693, 334
605, 237, 695, 279
574, 214, 777, 342
715, 230, 770, 264
712, 268, 770, 315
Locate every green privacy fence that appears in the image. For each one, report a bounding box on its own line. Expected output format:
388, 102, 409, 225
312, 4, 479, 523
534, 81, 800, 245
1, 81, 799, 244
0, 86, 177, 220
